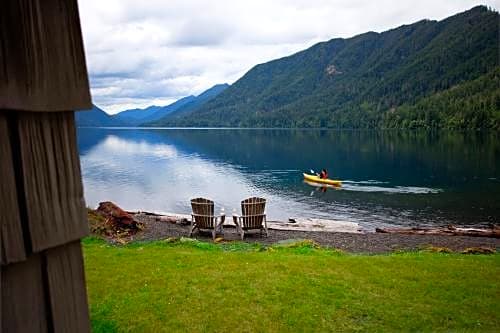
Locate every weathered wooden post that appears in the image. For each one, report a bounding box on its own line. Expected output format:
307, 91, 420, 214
1, 0, 92, 331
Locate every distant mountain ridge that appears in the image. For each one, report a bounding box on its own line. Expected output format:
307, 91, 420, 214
110, 83, 229, 126
113, 95, 196, 126
147, 83, 229, 125
75, 104, 125, 127
158, 6, 499, 129
75, 83, 229, 127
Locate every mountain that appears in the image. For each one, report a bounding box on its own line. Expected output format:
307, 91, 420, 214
113, 95, 196, 126
158, 6, 499, 129
74, 83, 229, 127
75, 104, 124, 127
111, 83, 229, 126
147, 83, 229, 125
112, 105, 164, 123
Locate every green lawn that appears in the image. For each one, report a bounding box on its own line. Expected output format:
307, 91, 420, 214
83, 238, 500, 332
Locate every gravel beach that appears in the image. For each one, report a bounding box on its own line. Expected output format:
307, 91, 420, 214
131, 214, 499, 254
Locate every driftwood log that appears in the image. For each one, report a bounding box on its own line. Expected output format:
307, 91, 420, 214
376, 225, 500, 238
96, 201, 143, 232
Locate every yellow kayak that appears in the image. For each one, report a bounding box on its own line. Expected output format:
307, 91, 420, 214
303, 173, 342, 186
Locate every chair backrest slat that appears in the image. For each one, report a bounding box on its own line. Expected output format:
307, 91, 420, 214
191, 197, 215, 229
241, 197, 266, 229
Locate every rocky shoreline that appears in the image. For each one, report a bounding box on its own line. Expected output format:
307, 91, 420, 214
128, 213, 499, 254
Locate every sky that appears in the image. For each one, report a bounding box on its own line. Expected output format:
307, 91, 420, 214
78, 0, 498, 114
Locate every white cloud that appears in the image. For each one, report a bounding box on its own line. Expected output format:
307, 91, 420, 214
78, 0, 498, 114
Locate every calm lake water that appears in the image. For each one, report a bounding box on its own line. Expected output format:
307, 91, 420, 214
77, 128, 500, 230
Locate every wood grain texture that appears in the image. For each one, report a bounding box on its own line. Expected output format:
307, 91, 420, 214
1, 0, 92, 330
0, 0, 91, 111
45, 241, 90, 333
0, 112, 26, 265
17, 111, 88, 252
1, 254, 48, 332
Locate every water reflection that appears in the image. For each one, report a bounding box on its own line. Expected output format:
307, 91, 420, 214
80, 131, 314, 221
77, 128, 500, 229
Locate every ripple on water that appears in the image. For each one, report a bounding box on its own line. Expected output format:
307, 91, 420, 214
341, 182, 442, 194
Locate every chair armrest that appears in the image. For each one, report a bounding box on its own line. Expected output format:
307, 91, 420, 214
232, 214, 240, 226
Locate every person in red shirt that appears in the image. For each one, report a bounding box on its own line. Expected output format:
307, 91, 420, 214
319, 169, 329, 179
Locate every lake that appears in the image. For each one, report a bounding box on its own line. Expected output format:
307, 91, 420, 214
77, 128, 500, 230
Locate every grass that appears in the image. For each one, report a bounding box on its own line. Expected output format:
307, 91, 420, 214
83, 237, 500, 332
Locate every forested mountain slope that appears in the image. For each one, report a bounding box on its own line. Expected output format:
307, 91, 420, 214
159, 6, 499, 129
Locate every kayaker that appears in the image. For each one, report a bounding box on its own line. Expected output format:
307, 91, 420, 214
319, 169, 328, 179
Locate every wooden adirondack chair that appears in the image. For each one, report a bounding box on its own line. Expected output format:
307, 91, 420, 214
189, 198, 225, 240
232, 197, 268, 240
